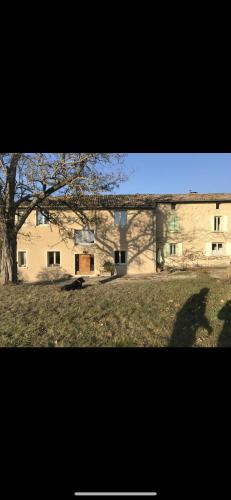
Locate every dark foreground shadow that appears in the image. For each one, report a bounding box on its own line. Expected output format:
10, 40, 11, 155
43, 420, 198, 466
217, 300, 231, 346
169, 287, 213, 347
100, 275, 122, 284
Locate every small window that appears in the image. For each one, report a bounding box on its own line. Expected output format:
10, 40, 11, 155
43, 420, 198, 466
75, 229, 95, 244
169, 216, 179, 232
114, 250, 127, 264
16, 210, 27, 224
18, 251, 27, 267
171, 203, 176, 210
170, 243, 176, 255
212, 243, 223, 255
114, 210, 127, 226
216, 202, 220, 210
214, 216, 221, 232
36, 209, 49, 225
47, 251, 60, 267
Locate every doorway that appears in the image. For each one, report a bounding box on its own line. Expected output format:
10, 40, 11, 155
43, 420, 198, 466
75, 254, 94, 275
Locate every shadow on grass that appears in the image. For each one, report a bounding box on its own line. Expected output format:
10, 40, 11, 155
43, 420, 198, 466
99, 275, 122, 285
217, 300, 231, 346
169, 287, 213, 347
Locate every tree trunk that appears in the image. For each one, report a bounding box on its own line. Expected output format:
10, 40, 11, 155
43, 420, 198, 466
0, 226, 17, 284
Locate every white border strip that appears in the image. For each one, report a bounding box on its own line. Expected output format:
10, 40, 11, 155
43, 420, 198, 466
74, 494, 157, 497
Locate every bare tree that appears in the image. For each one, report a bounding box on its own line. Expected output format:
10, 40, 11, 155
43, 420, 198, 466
0, 153, 127, 284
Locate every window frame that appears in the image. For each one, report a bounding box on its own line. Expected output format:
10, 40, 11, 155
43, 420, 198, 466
169, 243, 177, 256
211, 242, 224, 255
114, 210, 127, 227
36, 209, 50, 226
169, 215, 179, 232
114, 250, 127, 265
74, 229, 95, 245
18, 251, 27, 267
214, 216, 222, 232
47, 251, 61, 267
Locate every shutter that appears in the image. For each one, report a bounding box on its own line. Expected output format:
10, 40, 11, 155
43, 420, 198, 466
210, 216, 214, 232
163, 244, 170, 257
175, 216, 180, 231
114, 211, 120, 225
226, 242, 231, 256
121, 211, 127, 226
169, 216, 175, 232
223, 215, 228, 232
205, 242, 211, 256
177, 242, 183, 256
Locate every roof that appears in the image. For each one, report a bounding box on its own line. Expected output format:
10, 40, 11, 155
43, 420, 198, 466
23, 193, 231, 209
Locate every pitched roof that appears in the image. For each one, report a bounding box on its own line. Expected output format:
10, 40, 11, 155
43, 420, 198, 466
48, 193, 231, 207
22, 193, 231, 209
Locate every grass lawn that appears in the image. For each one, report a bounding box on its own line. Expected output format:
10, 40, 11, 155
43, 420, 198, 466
0, 271, 231, 347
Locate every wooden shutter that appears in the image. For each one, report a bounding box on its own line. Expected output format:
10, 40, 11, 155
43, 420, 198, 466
176, 242, 183, 256
205, 242, 211, 256
222, 215, 228, 232
163, 244, 170, 257
210, 216, 214, 232
226, 242, 231, 255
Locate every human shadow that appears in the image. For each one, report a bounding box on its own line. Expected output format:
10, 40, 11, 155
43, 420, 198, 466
169, 287, 213, 347
217, 300, 231, 346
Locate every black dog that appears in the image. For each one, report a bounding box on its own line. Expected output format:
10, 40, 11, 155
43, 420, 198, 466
61, 277, 85, 291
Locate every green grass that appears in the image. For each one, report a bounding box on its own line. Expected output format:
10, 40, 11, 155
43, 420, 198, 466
0, 272, 231, 346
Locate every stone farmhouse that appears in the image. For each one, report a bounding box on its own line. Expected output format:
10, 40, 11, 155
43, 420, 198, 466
16, 193, 231, 281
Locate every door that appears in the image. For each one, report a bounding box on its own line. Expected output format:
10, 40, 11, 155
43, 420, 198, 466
75, 254, 94, 274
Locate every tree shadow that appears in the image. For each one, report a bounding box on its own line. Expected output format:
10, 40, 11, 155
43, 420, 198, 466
169, 287, 213, 347
217, 300, 231, 346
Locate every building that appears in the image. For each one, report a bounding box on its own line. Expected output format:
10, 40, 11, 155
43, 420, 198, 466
17, 193, 231, 281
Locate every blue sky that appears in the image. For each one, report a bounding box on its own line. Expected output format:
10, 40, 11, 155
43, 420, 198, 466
114, 153, 231, 194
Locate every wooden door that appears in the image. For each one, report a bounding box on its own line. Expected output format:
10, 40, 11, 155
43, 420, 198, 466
79, 254, 90, 274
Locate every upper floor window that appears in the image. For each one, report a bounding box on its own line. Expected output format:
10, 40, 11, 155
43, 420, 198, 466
75, 229, 95, 245
36, 209, 49, 225
169, 215, 179, 232
16, 210, 28, 224
216, 202, 220, 209
214, 216, 221, 232
114, 210, 127, 226
169, 243, 176, 255
171, 203, 176, 210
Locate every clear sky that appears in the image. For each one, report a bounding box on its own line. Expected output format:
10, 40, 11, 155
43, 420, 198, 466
114, 153, 231, 195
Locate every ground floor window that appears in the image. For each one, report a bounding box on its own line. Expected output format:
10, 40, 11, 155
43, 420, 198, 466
18, 251, 27, 267
114, 250, 127, 264
212, 242, 224, 255
169, 243, 176, 255
47, 251, 60, 266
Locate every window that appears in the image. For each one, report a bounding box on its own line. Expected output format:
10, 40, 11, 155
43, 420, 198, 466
212, 243, 223, 255
47, 251, 60, 266
75, 229, 95, 244
114, 210, 127, 226
170, 243, 176, 255
169, 216, 179, 232
36, 209, 49, 225
214, 216, 221, 232
114, 250, 127, 264
90, 254, 94, 271
16, 210, 27, 224
171, 203, 176, 210
18, 251, 27, 267
216, 202, 220, 209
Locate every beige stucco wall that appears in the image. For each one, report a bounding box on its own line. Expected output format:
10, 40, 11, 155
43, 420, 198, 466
156, 202, 231, 268
17, 208, 156, 281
